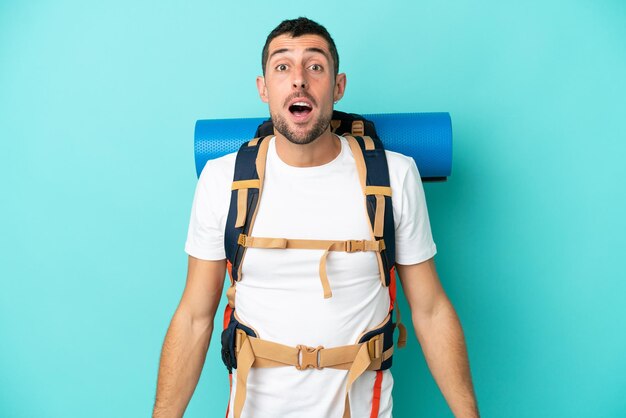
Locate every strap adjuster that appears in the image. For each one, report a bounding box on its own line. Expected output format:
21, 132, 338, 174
346, 240, 364, 253
367, 335, 383, 360
296, 345, 323, 370
237, 234, 247, 246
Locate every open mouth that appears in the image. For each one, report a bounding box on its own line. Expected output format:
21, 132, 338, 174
288, 101, 313, 118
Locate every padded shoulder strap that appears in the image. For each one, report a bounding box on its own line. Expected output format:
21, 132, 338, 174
346, 135, 405, 348
224, 136, 271, 282
345, 135, 396, 286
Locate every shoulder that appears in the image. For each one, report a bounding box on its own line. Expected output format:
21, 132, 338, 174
384, 149, 422, 194
384, 149, 417, 177
200, 151, 237, 175
197, 151, 237, 188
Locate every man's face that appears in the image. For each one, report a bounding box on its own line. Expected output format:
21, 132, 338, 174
257, 34, 346, 145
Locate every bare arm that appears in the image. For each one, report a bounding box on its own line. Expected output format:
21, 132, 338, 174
153, 256, 226, 418
397, 259, 479, 418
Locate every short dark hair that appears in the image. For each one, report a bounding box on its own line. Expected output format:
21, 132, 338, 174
261, 17, 339, 76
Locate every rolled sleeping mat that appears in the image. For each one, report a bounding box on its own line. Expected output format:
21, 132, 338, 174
194, 112, 452, 181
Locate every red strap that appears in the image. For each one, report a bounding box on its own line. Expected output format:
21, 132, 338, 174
223, 305, 233, 330
226, 260, 234, 286
370, 370, 383, 417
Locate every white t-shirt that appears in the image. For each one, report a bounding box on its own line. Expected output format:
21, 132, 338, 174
186, 136, 437, 417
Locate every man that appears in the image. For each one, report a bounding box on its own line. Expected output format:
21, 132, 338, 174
153, 17, 479, 418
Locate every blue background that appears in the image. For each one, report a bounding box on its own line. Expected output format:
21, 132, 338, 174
1, 1, 625, 417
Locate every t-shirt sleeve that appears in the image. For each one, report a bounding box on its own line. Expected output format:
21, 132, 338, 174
393, 157, 437, 265
184, 156, 233, 260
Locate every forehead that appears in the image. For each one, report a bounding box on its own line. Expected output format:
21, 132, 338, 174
267, 34, 331, 60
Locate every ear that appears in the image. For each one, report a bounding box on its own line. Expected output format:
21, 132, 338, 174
256, 76, 268, 103
333, 73, 347, 102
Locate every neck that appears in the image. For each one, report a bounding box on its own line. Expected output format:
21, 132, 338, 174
274, 129, 341, 167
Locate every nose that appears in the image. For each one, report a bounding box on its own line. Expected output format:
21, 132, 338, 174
292, 68, 307, 89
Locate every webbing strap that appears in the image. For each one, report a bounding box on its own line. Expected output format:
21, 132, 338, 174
370, 370, 383, 418
346, 136, 367, 191
238, 234, 385, 298
395, 303, 408, 349
234, 189, 247, 228
343, 343, 372, 418
362, 135, 375, 151
373, 195, 385, 237
365, 186, 391, 238
232, 330, 392, 418
364, 186, 392, 196
238, 235, 384, 252
318, 244, 334, 298
231, 179, 260, 190
233, 179, 261, 227
233, 335, 254, 418
255, 138, 270, 184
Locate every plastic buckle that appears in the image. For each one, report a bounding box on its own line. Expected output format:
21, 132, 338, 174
296, 345, 323, 370
346, 240, 364, 253
237, 234, 247, 246
367, 335, 382, 360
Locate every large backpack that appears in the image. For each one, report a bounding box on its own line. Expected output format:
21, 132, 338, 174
220, 111, 407, 418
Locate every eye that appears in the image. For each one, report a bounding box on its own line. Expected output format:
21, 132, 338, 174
275, 64, 288, 72
309, 64, 323, 71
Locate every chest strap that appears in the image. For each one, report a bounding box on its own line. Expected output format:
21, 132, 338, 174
237, 233, 386, 298
233, 329, 393, 418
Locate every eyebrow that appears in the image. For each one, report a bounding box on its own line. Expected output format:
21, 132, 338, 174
268, 47, 330, 61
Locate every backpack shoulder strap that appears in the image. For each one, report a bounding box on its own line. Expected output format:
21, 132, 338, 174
224, 136, 272, 282
344, 135, 396, 285
345, 135, 406, 348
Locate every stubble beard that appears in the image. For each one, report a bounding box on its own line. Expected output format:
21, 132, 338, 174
271, 109, 332, 145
